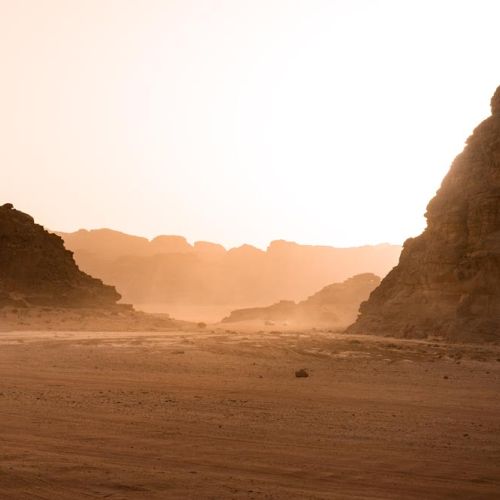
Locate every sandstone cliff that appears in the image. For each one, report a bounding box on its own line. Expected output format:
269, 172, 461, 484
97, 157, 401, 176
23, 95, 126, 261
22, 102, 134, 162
0, 204, 120, 307
348, 86, 500, 342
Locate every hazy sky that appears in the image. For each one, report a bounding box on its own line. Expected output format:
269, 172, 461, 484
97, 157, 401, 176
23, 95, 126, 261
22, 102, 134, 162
1, 0, 499, 249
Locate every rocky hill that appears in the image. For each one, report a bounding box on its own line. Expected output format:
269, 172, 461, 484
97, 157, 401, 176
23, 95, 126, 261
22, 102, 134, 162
58, 229, 400, 309
222, 273, 381, 327
0, 204, 120, 308
348, 86, 500, 342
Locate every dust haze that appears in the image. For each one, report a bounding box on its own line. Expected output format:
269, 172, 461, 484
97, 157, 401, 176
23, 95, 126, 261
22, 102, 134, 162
2, 2, 500, 499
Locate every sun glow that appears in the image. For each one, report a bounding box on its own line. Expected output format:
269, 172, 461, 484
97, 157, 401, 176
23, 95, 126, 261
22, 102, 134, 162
1, 0, 499, 248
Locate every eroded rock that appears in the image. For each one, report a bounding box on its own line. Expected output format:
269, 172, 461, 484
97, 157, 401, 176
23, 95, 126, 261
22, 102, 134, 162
0, 204, 121, 308
348, 86, 500, 342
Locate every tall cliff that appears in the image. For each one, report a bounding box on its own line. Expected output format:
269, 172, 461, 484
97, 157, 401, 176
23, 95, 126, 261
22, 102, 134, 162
348, 86, 500, 342
0, 204, 120, 307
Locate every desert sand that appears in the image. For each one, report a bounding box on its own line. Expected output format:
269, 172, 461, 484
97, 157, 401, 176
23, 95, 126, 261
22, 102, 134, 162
1, 327, 499, 499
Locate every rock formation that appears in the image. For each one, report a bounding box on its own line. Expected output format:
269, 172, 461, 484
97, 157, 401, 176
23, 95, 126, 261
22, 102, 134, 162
0, 204, 120, 307
59, 228, 400, 309
348, 86, 500, 342
222, 273, 381, 327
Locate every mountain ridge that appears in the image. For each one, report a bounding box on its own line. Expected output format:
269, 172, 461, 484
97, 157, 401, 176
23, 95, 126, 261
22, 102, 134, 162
58, 228, 401, 308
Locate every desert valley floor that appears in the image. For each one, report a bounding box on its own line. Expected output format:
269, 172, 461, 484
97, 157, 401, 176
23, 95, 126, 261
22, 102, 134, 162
1, 328, 499, 499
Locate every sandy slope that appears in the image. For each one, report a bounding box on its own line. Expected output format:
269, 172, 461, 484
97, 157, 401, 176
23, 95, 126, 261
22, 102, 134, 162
0, 329, 499, 499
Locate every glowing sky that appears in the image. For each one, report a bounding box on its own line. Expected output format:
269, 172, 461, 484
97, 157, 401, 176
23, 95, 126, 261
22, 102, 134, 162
1, 0, 499, 248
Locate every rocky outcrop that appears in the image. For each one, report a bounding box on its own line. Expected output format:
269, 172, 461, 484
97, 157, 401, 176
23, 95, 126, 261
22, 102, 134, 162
0, 204, 121, 307
221, 300, 296, 324
222, 273, 381, 327
348, 86, 500, 342
300, 273, 381, 325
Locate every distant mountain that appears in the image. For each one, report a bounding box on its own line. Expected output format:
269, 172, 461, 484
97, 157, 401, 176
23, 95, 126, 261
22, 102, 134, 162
58, 228, 401, 311
222, 273, 381, 327
0, 204, 120, 307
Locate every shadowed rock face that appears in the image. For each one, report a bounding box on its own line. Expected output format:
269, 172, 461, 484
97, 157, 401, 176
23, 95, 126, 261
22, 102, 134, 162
348, 86, 500, 342
0, 204, 121, 307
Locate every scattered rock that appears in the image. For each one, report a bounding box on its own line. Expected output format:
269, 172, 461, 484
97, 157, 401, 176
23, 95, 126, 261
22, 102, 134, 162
295, 368, 309, 378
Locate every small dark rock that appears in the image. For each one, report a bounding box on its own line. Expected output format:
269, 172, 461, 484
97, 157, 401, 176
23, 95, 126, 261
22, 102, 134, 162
295, 368, 309, 378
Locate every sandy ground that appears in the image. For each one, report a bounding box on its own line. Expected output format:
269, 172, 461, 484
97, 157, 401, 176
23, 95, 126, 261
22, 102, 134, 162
0, 307, 190, 332
0, 328, 499, 499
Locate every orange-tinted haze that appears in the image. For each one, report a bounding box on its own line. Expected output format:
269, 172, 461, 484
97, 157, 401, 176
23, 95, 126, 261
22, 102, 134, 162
59, 228, 401, 317
1, 0, 499, 248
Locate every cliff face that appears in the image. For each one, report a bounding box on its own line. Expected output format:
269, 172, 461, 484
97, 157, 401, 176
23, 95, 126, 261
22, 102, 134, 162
348, 86, 500, 342
0, 204, 120, 307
